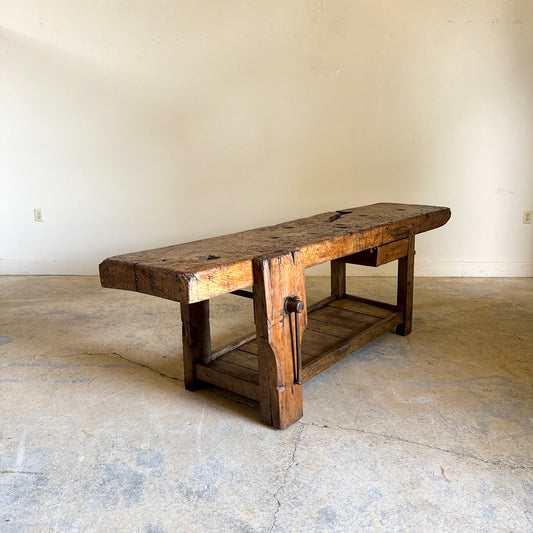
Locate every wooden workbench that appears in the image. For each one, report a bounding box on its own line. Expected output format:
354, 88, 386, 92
100, 203, 451, 428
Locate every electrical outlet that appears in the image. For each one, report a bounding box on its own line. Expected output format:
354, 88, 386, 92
524, 211, 532, 224
34, 208, 43, 222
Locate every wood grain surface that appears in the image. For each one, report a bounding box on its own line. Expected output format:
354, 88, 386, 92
100, 203, 450, 304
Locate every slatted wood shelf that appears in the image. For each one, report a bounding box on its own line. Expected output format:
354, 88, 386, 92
195, 296, 403, 400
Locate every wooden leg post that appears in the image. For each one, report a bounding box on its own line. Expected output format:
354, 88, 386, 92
396, 234, 415, 336
331, 259, 346, 299
180, 300, 211, 390
253, 251, 307, 429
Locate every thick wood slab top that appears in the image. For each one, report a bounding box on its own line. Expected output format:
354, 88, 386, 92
100, 203, 450, 303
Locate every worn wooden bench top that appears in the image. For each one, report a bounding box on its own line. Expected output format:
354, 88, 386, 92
100, 203, 450, 304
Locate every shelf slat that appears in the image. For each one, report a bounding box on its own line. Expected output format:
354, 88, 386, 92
301, 312, 403, 382
195, 358, 259, 400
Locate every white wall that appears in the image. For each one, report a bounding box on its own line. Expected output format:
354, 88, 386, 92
1, 1, 532, 276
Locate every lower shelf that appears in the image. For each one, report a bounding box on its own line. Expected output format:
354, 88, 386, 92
195, 295, 403, 401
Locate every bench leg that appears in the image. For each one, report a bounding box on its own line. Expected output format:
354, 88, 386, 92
331, 259, 346, 299
253, 251, 307, 429
180, 300, 211, 390
396, 235, 415, 336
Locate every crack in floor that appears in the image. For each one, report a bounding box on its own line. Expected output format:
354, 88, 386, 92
268, 424, 305, 532
2, 351, 184, 383
300, 421, 530, 471
111, 352, 183, 383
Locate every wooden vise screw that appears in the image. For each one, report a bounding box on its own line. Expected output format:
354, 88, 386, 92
284, 296, 305, 385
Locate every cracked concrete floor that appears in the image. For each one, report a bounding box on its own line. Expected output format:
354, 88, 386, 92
0, 275, 532, 532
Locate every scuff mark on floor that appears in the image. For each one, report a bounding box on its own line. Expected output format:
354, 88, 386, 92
0, 335, 13, 346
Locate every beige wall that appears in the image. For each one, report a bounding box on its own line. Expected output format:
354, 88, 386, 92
1, 1, 532, 276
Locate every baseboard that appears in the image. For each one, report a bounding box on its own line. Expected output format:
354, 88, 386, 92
0, 259, 98, 275
1, 259, 532, 277
414, 261, 533, 277
307, 261, 533, 277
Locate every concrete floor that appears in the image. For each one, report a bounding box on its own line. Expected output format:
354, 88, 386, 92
0, 275, 531, 532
